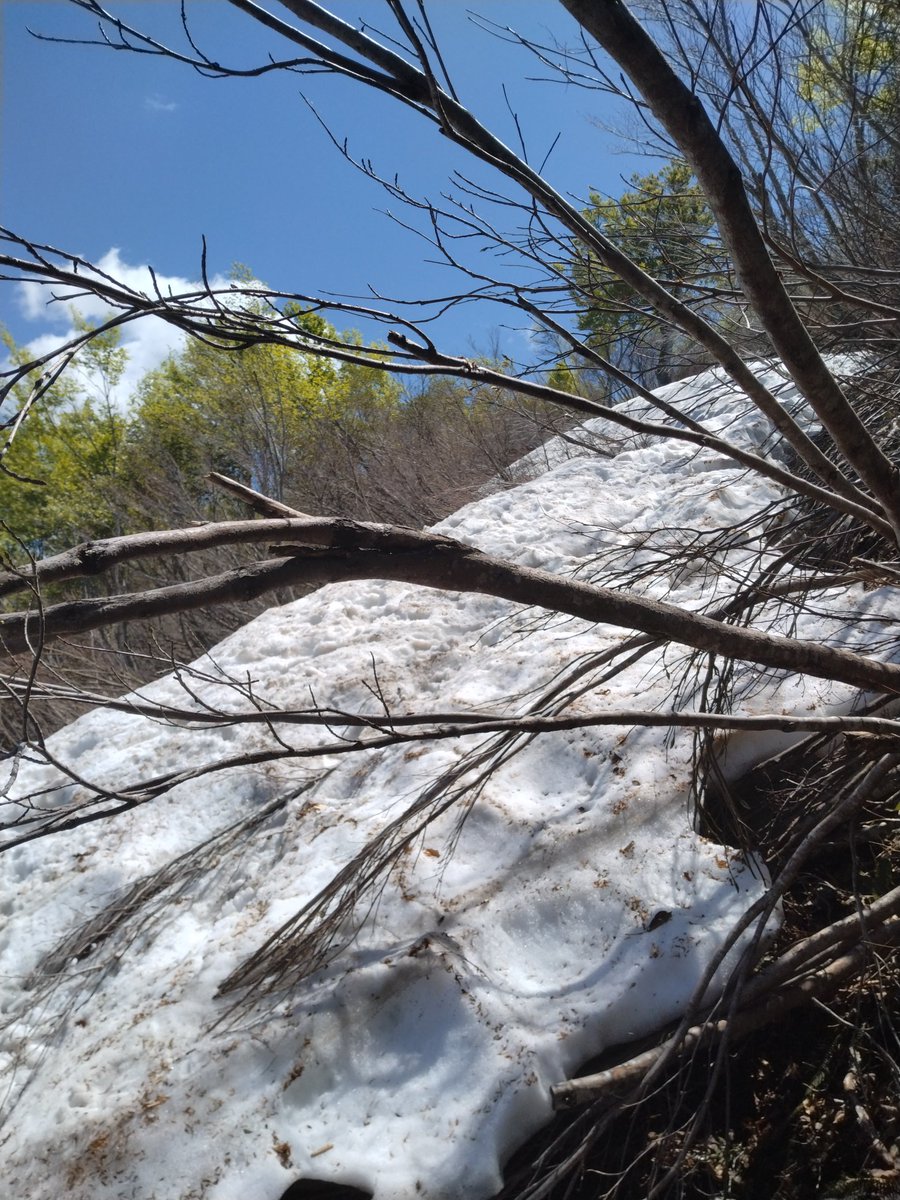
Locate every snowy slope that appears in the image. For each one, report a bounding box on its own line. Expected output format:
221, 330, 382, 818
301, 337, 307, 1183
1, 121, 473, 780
0, 367, 895, 1199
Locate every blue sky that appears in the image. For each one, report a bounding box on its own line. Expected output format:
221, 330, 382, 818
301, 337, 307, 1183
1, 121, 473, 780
2, 1, 653, 398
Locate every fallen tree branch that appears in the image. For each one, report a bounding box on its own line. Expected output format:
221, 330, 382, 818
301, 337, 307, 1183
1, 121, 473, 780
5, 703, 898, 851
205, 471, 312, 518
551, 895, 900, 1110
3, 681, 899, 739
0, 516, 466, 599
2, 536, 899, 695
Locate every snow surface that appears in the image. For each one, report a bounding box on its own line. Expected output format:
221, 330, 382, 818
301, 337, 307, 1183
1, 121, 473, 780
0, 366, 896, 1199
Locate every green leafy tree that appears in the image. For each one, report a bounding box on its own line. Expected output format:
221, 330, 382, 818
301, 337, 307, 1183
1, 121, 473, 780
799, 0, 900, 122
797, 0, 900, 261
0, 316, 128, 557
545, 359, 583, 396
126, 303, 402, 523
571, 160, 724, 385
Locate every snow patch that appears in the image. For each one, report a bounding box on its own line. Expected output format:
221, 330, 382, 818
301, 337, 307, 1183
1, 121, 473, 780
0, 367, 895, 1199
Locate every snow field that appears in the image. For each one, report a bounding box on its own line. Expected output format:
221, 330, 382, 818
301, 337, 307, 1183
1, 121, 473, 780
0, 367, 895, 1199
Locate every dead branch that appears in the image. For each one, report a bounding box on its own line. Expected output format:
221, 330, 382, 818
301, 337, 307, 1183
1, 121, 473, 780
205, 471, 312, 518
550, 909, 900, 1110
2, 534, 899, 695
2, 679, 899, 740
560, 0, 900, 539
0, 517, 466, 599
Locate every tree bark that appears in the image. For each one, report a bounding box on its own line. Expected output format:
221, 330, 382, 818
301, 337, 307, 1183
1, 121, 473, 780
3, 534, 899, 696
559, 0, 900, 541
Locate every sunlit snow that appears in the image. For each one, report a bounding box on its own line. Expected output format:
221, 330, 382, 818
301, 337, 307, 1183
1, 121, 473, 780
1, 366, 894, 1199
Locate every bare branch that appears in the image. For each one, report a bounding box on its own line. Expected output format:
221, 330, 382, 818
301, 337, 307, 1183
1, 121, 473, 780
560, 0, 900, 537
2, 527, 899, 695
551, 904, 900, 1109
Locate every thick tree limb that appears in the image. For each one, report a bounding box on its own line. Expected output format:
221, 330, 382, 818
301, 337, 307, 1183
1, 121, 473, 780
559, 0, 900, 539
0, 517, 465, 598
2, 533, 898, 694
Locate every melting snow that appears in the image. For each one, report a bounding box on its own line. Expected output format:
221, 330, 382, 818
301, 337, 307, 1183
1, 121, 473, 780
0, 367, 895, 1199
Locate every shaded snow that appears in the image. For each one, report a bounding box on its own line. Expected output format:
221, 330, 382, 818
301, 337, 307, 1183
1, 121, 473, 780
0, 367, 895, 1199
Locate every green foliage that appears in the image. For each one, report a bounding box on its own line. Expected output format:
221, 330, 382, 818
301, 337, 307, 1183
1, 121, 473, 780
793, 0, 900, 272
571, 161, 722, 381
0, 317, 128, 556
545, 359, 583, 395
124, 301, 402, 522
0, 294, 409, 557
798, 0, 900, 122
0, 278, 555, 574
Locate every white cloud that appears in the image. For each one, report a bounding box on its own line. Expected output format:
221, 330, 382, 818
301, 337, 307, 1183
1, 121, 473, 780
145, 93, 178, 113
13, 249, 233, 409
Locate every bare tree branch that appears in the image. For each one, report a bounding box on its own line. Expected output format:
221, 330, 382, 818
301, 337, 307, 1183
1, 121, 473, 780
550, 905, 900, 1109
2, 525, 899, 694
560, 0, 900, 536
